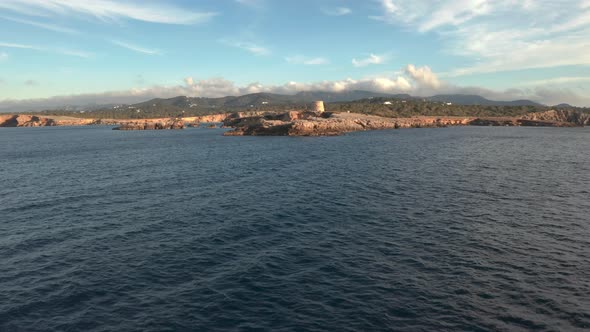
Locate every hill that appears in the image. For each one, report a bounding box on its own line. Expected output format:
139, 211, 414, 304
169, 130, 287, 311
26, 91, 570, 119
426, 94, 542, 106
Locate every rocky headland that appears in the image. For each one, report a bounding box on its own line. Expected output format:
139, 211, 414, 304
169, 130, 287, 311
0, 114, 58, 127
222, 109, 589, 136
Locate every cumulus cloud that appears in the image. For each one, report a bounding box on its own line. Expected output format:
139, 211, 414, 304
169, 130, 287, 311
405, 65, 441, 90
371, 0, 590, 76
0, 0, 217, 25
184, 77, 194, 86
2, 64, 590, 112
352, 54, 388, 67
285, 55, 330, 65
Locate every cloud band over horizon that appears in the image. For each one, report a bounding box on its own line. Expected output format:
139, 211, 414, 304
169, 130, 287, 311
1, 65, 588, 112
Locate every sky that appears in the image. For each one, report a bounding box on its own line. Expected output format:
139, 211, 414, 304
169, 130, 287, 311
1, 0, 590, 110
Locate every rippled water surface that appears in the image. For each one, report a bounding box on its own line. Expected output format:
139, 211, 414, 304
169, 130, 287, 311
1, 126, 590, 331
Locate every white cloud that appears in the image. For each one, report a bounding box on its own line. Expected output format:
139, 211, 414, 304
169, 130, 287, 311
184, 77, 194, 86
0, 65, 438, 111
372, 0, 590, 76
0, 15, 78, 34
0, 42, 40, 50
322, 7, 352, 16
405, 64, 441, 89
518, 76, 590, 86
529, 86, 589, 106
372, 0, 493, 32
0, 52, 7, 60
0, 41, 92, 58
2, 64, 590, 111
56, 48, 93, 58
382, 0, 397, 14
110, 40, 160, 55
285, 55, 330, 65
352, 53, 388, 67
220, 40, 270, 56
0, 0, 217, 25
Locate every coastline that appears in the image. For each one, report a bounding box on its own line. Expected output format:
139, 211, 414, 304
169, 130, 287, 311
1, 109, 587, 135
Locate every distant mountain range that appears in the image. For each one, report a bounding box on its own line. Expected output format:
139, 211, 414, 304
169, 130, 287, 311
2, 90, 577, 114
131, 90, 544, 110
425, 94, 544, 107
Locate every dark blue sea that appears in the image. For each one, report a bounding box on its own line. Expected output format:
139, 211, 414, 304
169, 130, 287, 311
1, 126, 589, 331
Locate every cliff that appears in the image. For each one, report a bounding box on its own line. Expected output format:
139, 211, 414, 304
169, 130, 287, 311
0, 115, 58, 127
521, 109, 590, 126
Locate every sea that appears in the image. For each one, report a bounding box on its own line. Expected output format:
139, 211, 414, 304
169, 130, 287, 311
1, 126, 589, 331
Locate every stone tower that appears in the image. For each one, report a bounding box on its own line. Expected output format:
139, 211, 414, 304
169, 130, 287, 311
313, 100, 325, 113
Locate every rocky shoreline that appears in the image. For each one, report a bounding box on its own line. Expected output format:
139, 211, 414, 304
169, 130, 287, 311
0, 113, 231, 129
222, 109, 589, 136
1, 109, 588, 136
112, 119, 185, 130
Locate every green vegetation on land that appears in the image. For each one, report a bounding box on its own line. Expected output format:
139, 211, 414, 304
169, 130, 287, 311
26, 97, 588, 119
326, 98, 549, 118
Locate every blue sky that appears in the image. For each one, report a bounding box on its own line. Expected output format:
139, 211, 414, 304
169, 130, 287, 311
1, 0, 590, 108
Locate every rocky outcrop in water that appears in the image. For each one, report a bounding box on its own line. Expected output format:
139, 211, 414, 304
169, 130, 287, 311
113, 119, 185, 130
0, 115, 57, 127
224, 112, 474, 136
223, 109, 590, 136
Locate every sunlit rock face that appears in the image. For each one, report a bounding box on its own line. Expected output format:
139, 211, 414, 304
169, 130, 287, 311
222, 109, 590, 136
521, 110, 590, 126
223, 111, 476, 136
113, 119, 185, 130
0, 115, 58, 127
